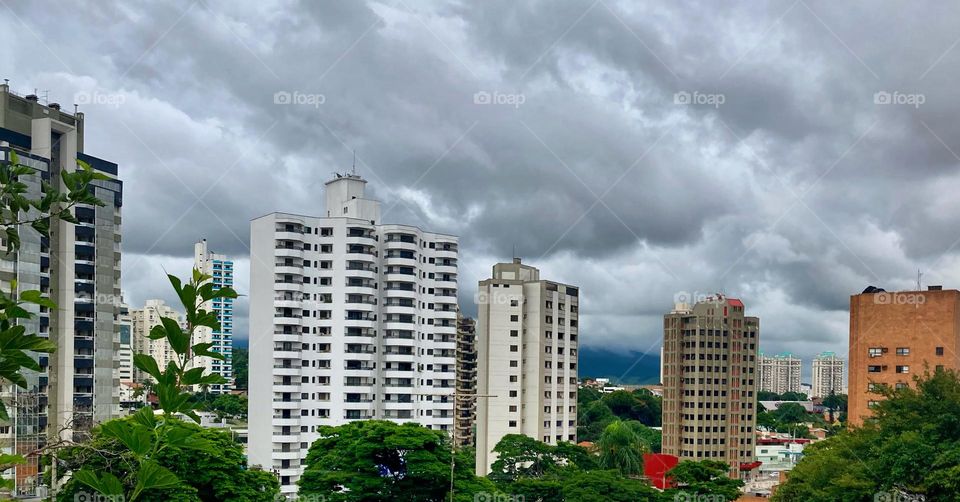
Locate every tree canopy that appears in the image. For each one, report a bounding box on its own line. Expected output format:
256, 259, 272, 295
774, 369, 960, 501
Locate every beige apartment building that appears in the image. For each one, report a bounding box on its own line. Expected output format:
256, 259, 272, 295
662, 295, 759, 475
475, 259, 580, 475
131, 300, 184, 383
758, 353, 801, 395
811, 351, 845, 399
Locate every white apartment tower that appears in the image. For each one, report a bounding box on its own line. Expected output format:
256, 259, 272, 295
131, 300, 183, 383
758, 353, 802, 395
475, 259, 580, 476
248, 174, 459, 495
811, 351, 845, 399
194, 238, 234, 393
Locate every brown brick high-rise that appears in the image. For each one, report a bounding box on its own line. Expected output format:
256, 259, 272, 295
662, 295, 759, 476
848, 286, 960, 426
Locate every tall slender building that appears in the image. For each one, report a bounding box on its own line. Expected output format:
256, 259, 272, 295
757, 353, 802, 395
810, 351, 845, 399
455, 313, 477, 448
662, 295, 759, 476
194, 239, 234, 393
248, 173, 458, 495
849, 286, 959, 426
475, 259, 580, 475
0, 84, 123, 494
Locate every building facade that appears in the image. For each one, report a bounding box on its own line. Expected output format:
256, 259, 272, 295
455, 313, 477, 448
131, 300, 183, 383
248, 174, 458, 495
475, 259, 580, 475
810, 351, 845, 399
194, 239, 234, 393
758, 353, 802, 395
0, 84, 122, 494
848, 286, 960, 426
661, 295, 759, 475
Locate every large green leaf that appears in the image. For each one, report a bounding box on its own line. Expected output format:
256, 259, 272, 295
73, 470, 125, 496
101, 420, 153, 456
19, 290, 57, 310
133, 354, 163, 382
131, 460, 180, 500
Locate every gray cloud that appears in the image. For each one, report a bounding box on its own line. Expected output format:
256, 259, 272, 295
6, 0, 960, 366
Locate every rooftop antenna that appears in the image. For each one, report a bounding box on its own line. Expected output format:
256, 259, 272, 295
917, 269, 922, 291
352, 150, 357, 176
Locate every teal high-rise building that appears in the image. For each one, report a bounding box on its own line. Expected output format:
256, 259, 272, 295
195, 239, 234, 393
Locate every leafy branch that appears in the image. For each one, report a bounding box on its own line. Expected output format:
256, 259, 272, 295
72, 269, 238, 500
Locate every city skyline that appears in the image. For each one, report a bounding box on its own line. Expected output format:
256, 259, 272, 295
8, 1, 960, 368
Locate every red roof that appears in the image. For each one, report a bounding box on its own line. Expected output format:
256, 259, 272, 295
740, 461, 762, 471
728, 298, 744, 307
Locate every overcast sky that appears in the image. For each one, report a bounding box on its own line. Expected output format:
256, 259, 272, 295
4, 0, 960, 366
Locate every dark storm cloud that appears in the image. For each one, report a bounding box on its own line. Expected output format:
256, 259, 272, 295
6, 0, 960, 366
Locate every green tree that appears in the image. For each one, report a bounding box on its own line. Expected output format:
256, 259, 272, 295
577, 399, 616, 442
597, 420, 646, 476
232, 347, 248, 389
779, 391, 808, 401
600, 390, 662, 426
772, 402, 809, 424
560, 469, 660, 501
69, 269, 238, 500
664, 460, 744, 501
299, 420, 487, 502
624, 420, 662, 453
774, 369, 960, 501
56, 417, 278, 501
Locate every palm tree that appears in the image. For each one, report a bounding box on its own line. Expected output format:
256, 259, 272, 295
597, 420, 647, 477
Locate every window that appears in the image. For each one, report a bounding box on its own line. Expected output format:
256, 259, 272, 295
510, 300, 518, 307
867, 400, 879, 409
896, 347, 910, 356
868, 347, 882, 357
868, 365, 882, 373
510, 315, 519, 322
936, 347, 945, 356
509, 390, 517, 397
508, 420, 517, 427
509, 360, 518, 368
867, 383, 880, 392
896, 365, 909, 374
895, 382, 908, 390
510, 330, 519, 337
510, 345, 518, 352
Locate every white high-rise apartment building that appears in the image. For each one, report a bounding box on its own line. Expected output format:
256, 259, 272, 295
194, 238, 234, 393
811, 351, 845, 398
131, 300, 183, 383
475, 259, 580, 475
758, 353, 802, 395
248, 173, 459, 495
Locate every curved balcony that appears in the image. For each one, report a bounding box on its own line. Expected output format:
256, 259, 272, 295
384, 255, 418, 267
345, 267, 377, 280
275, 247, 303, 259
274, 299, 302, 309
384, 239, 418, 252
272, 384, 300, 393
273, 367, 301, 377
274, 316, 302, 327
382, 400, 414, 410
275, 281, 303, 293
275, 265, 303, 276
273, 350, 301, 360
275, 231, 304, 242
382, 304, 416, 316
274, 333, 301, 343
435, 248, 457, 259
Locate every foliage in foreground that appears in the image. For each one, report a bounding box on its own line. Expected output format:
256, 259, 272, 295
67, 270, 250, 501
774, 369, 960, 501
56, 416, 278, 501
577, 388, 662, 442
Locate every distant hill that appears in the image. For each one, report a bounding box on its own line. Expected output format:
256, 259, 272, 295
579, 346, 661, 385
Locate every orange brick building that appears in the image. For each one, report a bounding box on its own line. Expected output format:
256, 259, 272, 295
848, 286, 960, 426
